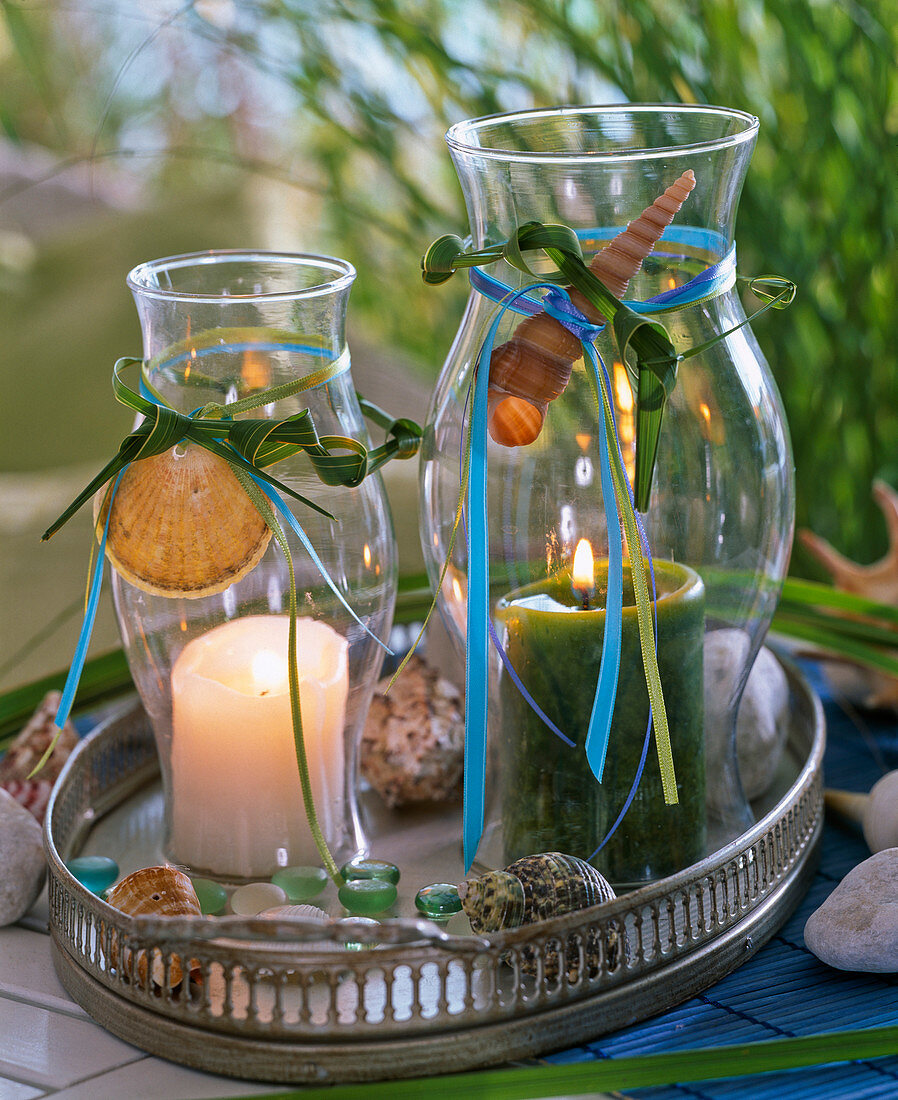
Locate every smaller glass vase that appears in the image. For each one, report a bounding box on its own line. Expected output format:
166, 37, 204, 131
111, 251, 397, 882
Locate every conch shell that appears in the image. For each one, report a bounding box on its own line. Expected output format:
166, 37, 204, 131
487, 170, 696, 447
460, 852, 621, 983
105, 865, 202, 988
460, 851, 615, 933
799, 479, 898, 708
94, 443, 271, 598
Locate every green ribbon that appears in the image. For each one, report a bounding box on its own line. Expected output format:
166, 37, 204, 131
42, 337, 422, 882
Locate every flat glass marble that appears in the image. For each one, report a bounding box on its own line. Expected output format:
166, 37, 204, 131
66, 856, 119, 895
271, 866, 328, 901
190, 877, 227, 915
230, 882, 287, 916
415, 883, 462, 919
338, 878, 397, 915
340, 857, 400, 885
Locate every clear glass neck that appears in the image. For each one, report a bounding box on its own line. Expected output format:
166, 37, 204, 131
127, 251, 356, 412
447, 104, 758, 255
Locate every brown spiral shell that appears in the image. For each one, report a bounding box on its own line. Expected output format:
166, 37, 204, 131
487, 170, 696, 447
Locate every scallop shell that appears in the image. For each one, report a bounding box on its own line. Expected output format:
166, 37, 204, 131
105, 866, 201, 988
460, 852, 615, 934
260, 904, 329, 920
94, 443, 271, 598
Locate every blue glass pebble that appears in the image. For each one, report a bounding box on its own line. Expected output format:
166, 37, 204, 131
415, 883, 462, 919
338, 878, 397, 915
340, 857, 400, 885
67, 856, 119, 895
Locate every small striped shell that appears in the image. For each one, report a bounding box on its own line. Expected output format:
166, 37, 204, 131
459, 852, 615, 933
105, 866, 202, 988
94, 443, 271, 599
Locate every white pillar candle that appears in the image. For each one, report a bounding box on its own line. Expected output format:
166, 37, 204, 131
170, 615, 348, 879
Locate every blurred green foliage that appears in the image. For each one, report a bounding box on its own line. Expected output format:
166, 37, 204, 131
1, 0, 896, 569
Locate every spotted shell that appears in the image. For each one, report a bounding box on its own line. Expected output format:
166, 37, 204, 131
105, 865, 202, 988
106, 865, 202, 917
487, 170, 696, 447
94, 443, 271, 599
459, 852, 616, 934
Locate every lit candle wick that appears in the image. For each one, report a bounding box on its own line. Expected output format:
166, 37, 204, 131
572, 538, 596, 611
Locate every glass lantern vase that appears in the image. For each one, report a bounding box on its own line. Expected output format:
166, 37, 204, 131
419, 105, 794, 889
111, 250, 397, 882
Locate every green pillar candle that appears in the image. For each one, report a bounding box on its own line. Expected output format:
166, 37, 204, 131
496, 559, 705, 888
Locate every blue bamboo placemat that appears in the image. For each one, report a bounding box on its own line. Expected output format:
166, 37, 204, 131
545, 660, 898, 1097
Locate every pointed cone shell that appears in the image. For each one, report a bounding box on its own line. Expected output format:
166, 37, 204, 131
105, 866, 201, 988
94, 444, 271, 599
487, 392, 546, 448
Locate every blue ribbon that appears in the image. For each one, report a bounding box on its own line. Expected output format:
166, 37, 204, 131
54, 471, 125, 729
462, 283, 625, 871
461, 228, 735, 868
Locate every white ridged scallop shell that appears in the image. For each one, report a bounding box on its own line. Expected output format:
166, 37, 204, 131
94, 443, 271, 598
105, 865, 202, 987
106, 865, 202, 917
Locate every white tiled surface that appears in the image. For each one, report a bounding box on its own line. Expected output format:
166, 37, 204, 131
0, 906, 289, 1098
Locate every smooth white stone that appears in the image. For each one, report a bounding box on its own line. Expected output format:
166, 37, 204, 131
0, 788, 46, 926
704, 632, 790, 803
863, 771, 898, 853
804, 848, 898, 971
229, 881, 287, 916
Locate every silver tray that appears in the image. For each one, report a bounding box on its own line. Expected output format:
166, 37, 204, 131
46, 657, 824, 1085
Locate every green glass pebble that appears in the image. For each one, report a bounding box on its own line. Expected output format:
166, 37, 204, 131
271, 866, 328, 901
337, 916, 379, 951
340, 857, 400, 886
415, 883, 462, 919
338, 877, 397, 915
66, 856, 119, 895
190, 877, 228, 916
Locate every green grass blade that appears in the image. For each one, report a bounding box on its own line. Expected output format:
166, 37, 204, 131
246, 1025, 898, 1099
771, 616, 898, 678
781, 578, 898, 624
0, 649, 132, 749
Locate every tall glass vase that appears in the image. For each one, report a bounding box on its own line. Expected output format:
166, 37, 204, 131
419, 105, 794, 888
111, 251, 397, 881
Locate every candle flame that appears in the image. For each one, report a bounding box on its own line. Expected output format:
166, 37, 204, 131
251, 649, 287, 695
363, 543, 372, 568
613, 363, 633, 413
572, 538, 595, 596
241, 349, 271, 390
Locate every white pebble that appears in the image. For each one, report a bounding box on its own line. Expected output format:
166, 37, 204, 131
230, 882, 287, 916
863, 771, 898, 853
0, 789, 46, 926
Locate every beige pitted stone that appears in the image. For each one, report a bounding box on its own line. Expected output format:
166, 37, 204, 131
804, 849, 898, 972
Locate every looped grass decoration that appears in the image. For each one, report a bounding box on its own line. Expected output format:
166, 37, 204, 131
41, 337, 422, 883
